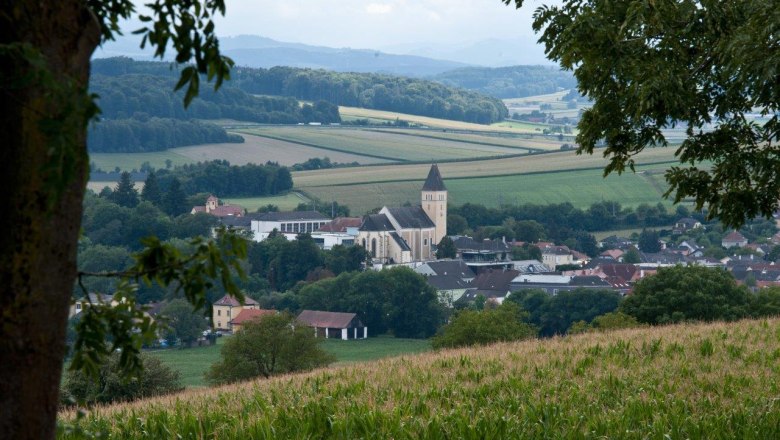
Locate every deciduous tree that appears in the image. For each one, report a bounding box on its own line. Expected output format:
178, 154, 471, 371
503, 0, 779, 228
1, 1, 233, 436
205, 313, 333, 385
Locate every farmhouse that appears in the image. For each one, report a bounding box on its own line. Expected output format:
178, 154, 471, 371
297, 310, 367, 340
358, 165, 447, 263
229, 308, 276, 333
191, 195, 244, 217
69, 293, 118, 319
212, 295, 260, 332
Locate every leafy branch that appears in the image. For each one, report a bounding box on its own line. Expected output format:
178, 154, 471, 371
71, 228, 247, 379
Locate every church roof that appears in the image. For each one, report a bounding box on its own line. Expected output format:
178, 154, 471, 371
386, 206, 436, 229
390, 232, 411, 251
360, 214, 395, 231
422, 164, 446, 191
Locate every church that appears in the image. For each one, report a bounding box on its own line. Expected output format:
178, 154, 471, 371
357, 164, 447, 264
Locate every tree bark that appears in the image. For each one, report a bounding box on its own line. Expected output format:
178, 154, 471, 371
0, 2, 100, 438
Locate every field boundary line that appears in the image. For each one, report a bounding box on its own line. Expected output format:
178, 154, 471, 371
234, 130, 406, 162
297, 160, 681, 188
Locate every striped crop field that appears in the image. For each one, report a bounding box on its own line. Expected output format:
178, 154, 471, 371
302, 164, 672, 214
60, 319, 780, 439
339, 106, 527, 132
238, 127, 527, 162
292, 146, 680, 188
174, 133, 390, 166
367, 129, 568, 151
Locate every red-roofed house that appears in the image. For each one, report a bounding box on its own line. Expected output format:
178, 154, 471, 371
212, 294, 260, 332
722, 231, 748, 248
192, 195, 244, 218
297, 310, 367, 340
229, 308, 277, 333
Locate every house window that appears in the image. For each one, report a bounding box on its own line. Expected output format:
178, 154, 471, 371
217, 321, 221, 328
424, 238, 428, 246
227, 310, 231, 317
307, 222, 313, 232
217, 310, 221, 316
76, 303, 82, 310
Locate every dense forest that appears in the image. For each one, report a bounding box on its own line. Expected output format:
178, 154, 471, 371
430, 66, 577, 99
88, 117, 243, 152
90, 58, 508, 125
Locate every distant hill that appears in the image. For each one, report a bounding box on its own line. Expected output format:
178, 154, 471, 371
95, 34, 471, 77
430, 65, 577, 99
382, 37, 554, 67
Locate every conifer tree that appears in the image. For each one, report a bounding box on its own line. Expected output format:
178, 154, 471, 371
163, 177, 189, 216
141, 170, 163, 207
110, 171, 139, 208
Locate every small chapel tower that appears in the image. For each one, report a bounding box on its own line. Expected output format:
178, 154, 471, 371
421, 164, 447, 245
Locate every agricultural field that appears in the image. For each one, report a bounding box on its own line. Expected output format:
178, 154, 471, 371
149, 336, 431, 388
303, 165, 673, 214
368, 128, 568, 152
339, 106, 525, 132
90, 151, 191, 172
239, 127, 527, 162
292, 147, 680, 188
174, 133, 388, 166
223, 192, 311, 212
61, 319, 780, 439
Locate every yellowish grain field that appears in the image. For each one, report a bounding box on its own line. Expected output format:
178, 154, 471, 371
59, 319, 780, 439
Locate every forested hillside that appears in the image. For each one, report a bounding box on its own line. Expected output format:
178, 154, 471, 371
90, 58, 508, 125
430, 65, 577, 99
88, 58, 341, 153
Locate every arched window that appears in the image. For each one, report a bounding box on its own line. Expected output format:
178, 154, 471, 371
371, 238, 377, 258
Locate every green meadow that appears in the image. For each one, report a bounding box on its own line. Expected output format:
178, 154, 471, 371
149, 336, 432, 388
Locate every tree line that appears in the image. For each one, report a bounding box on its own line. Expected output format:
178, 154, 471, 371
88, 116, 243, 153
153, 160, 293, 198
91, 57, 508, 125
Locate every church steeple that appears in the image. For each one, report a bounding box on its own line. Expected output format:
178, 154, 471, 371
422, 164, 446, 191
421, 164, 447, 246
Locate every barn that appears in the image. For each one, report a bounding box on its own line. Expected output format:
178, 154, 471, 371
296, 310, 367, 340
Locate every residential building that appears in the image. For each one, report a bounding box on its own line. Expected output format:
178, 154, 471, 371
69, 293, 117, 319
212, 295, 260, 332
229, 308, 276, 333
311, 217, 362, 250
540, 245, 575, 270
414, 259, 475, 282
722, 231, 748, 248
673, 217, 703, 234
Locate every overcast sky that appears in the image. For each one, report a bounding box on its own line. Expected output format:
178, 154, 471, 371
208, 0, 546, 50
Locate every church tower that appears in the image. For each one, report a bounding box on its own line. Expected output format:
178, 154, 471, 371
421, 164, 447, 245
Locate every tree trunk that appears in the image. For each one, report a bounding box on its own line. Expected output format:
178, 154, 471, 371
0, 2, 100, 438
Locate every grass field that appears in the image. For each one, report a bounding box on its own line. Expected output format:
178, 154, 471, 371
239, 127, 527, 162
62, 319, 780, 439
223, 192, 310, 212
303, 165, 673, 214
149, 336, 431, 388
90, 151, 192, 172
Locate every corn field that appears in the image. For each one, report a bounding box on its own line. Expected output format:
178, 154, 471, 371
59, 319, 780, 439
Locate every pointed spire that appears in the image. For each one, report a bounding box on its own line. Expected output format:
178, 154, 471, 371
422, 164, 446, 191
